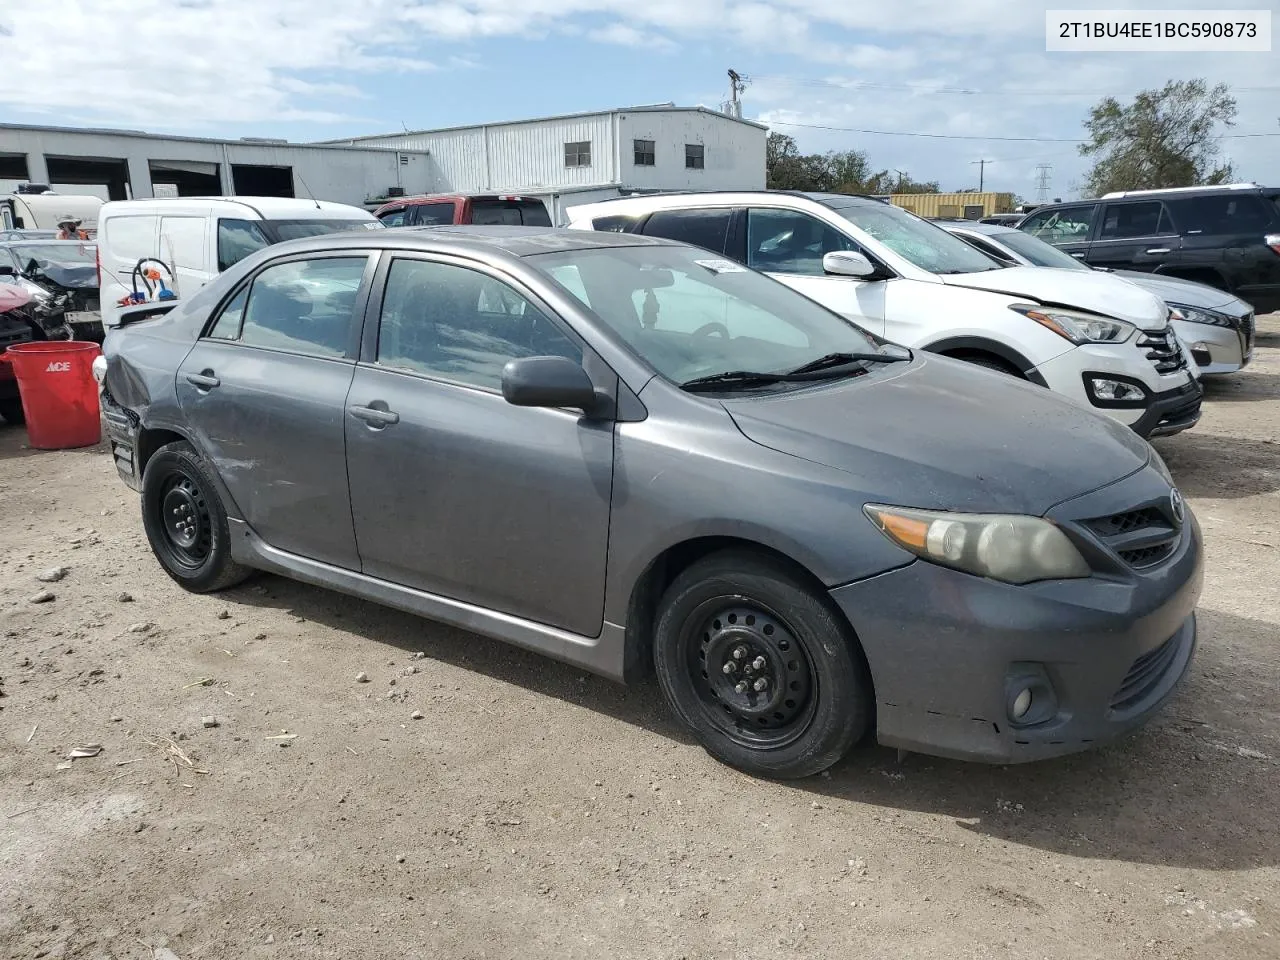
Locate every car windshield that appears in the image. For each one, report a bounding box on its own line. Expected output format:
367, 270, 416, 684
263, 219, 385, 242
822, 200, 1003, 274
529, 244, 884, 387
992, 230, 1091, 271
9, 242, 96, 264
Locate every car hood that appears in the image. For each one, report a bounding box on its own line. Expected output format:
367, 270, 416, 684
724, 353, 1151, 516
1109, 270, 1249, 315
940, 265, 1168, 329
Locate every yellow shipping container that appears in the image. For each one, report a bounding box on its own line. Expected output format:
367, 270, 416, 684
889, 192, 1014, 219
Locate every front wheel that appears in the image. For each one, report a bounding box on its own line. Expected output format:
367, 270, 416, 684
141, 440, 250, 593
653, 551, 872, 779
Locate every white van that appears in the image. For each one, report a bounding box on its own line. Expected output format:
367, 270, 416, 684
2, 192, 104, 232
96, 197, 382, 328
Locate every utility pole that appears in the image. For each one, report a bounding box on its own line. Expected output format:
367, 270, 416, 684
727, 69, 747, 119
1035, 163, 1053, 204
970, 158, 992, 192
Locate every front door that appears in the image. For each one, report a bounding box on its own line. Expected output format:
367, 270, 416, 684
743, 206, 888, 336
176, 253, 373, 570
1090, 200, 1181, 274
344, 254, 614, 637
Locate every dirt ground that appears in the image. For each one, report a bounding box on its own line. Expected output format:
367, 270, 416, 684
2, 318, 1278, 960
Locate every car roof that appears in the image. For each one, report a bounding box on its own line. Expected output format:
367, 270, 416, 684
379, 193, 543, 206
99, 196, 372, 218
272, 225, 671, 259
566, 190, 884, 218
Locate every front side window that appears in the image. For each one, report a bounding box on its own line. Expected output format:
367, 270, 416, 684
685, 144, 705, 170
411, 202, 457, 226
217, 218, 270, 271
641, 208, 731, 254
634, 139, 656, 166
565, 141, 592, 168
533, 245, 881, 386
238, 256, 367, 357
823, 200, 1001, 274
1099, 201, 1173, 239
746, 208, 857, 276
376, 258, 580, 389
1018, 205, 1098, 246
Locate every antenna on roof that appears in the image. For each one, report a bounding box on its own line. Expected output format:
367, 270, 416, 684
295, 174, 322, 211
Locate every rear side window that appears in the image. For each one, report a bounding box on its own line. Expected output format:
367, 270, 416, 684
411, 202, 457, 226
217, 219, 270, 271
238, 257, 367, 357
641, 208, 732, 254
1167, 194, 1272, 234
470, 200, 552, 227
1099, 201, 1174, 239
105, 215, 158, 263
159, 217, 205, 271
1019, 205, 1097, 245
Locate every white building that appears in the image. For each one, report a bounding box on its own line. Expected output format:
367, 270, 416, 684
0, 105, 767, 222
323, 104, 768, 222
0, 123, 430, 207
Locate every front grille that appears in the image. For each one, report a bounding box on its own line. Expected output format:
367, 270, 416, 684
1085, 503, 1180, 569
1137, 328, 1188, 374
1111, 632, 1181, 712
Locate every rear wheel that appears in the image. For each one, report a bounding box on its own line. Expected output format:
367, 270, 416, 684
0, 398, 23, 425
652, 551, 872, 779
141, 440, 250, 593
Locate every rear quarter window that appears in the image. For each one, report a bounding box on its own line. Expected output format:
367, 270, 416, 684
1167, 194, 1272, 234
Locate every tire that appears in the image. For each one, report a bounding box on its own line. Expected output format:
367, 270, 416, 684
0, 398, 23, 425
140, 440, 251, 593
652, 550, 872, 779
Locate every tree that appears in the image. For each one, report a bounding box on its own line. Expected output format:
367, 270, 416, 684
764, 131, 938, 195
1079, 79, 1237, 196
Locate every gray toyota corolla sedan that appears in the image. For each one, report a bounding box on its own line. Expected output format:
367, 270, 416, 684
98, 227, 1203, 779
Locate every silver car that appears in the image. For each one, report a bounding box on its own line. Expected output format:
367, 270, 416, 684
941, 220, 1254, 375
97, 227, 1202, 779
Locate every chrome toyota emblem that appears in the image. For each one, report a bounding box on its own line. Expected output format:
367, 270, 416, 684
1169, 488, 1185, 525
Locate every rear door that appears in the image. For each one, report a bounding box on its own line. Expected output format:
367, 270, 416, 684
176, 252, 375, 570
1090, 200, 1180, 273
159, 216, 210, 298
343, 253, 613, 636
1165, 192, 1279, 297
1017, 203, 1098, 262
100, 214, 159, 326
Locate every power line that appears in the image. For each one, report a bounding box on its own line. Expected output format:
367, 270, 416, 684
746, 74, 1280, 97
763, 118, 1280, 142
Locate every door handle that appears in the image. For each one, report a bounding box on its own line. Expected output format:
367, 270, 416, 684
1145, 248, 1171, 255
1070, 252, 1086, 258
185, 371, 220, 390
348, 404, 400, 427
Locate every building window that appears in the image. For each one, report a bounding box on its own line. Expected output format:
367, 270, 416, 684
564, 141, 592, 168
633, 139, 655, 166
685, 144, 705, 170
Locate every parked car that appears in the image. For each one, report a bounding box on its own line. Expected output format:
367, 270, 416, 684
566, 192, 1202, 439
97, 226, 1202, 778
373, 193, 552, 228
97, 197, 383, 329
0, 239, 103, 341
978, 213, 1024, 226
1017, 183, 1280, 314
0, 285, 36, 423
940, 219, 1254, 375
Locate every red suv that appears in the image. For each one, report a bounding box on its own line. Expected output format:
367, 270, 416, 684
373, 194, 553, 228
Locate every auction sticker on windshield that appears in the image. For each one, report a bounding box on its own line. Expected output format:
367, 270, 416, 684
694, 259, 747, 274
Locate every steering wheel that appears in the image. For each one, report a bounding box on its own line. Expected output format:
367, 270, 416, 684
692, 322, 730, 339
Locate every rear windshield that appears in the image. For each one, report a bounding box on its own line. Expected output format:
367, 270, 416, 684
263, 219, 384, 242
470, 200, 552, 227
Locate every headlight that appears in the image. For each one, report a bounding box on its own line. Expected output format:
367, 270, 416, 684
864, 504, 1091, 584
1168, 303, 1233, 327
1009, 304, 1135, 344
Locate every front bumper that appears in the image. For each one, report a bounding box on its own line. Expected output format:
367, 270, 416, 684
1126, 379, 1203, 438
1171, 316, 1251, 375
833, 465, 1203, 764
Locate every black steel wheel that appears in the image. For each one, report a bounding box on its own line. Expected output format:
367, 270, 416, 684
141, 440, 250, 593
654, 550, 872, 779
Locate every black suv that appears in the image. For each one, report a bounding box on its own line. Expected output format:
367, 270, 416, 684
1017, 185, 1280, 314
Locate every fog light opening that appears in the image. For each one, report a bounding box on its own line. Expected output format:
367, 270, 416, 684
1011, 687, 1033, 720
1089, 377, 1145, 403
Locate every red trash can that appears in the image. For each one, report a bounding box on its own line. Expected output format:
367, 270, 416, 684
1, 341, 103, 449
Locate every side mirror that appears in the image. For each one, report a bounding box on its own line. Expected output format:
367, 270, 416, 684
502, 356, 603, 414
823, 250, 877, 279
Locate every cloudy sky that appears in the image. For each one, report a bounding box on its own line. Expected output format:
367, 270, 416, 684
1, 0, 1275, 200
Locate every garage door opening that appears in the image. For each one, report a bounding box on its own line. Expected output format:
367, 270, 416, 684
45, 156, 132, 201
149, 159, 221, 197
231, 164, 294, 198
0, 153, 29, 192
